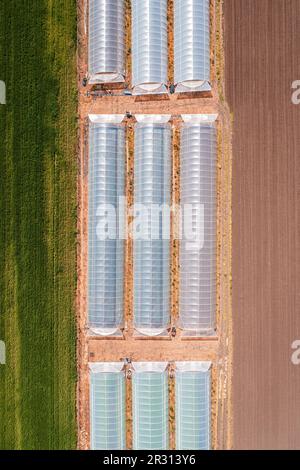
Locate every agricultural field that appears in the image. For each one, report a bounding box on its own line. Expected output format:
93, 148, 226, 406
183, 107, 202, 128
0, 0, 77, 449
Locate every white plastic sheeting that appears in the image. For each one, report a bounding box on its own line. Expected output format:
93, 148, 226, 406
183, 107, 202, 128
90, 363, 126, 450
174, 0, 210, 92
179, 114, 217, 336
88, 0, 125, 84
175, 362, 211, 450
89, 114, 125, 124
175, 361, 211, 373
88, 115, 125, 336
133, 116, 171, 336
132, 0, 168, 94
132, 362, 169, 450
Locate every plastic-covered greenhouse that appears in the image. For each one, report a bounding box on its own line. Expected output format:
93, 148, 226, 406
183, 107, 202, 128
89, 362, 126, 450
179, 115, 217, 336
133, 115, 171, 336
88, 115, 125, 336
132, 0, 168, 94
132, 362, 169, 450
88, 0, 125, 84
175, 362, 211, 450
174, 0, 210, 92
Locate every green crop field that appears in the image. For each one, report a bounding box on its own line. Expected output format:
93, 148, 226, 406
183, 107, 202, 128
0, 0, 77, 449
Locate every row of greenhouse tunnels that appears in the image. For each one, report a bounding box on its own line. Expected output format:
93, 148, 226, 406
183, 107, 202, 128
87, 114, 217, 338
90, 361, 212, 450
88, 0, 211, 93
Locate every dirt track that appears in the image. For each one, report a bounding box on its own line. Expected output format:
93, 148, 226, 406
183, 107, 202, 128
225, 0, 300, 449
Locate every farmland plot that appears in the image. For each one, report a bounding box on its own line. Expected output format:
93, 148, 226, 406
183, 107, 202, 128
0, 0, 77, 449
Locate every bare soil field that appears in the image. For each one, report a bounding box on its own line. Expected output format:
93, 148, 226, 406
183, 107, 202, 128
225, 0, 300, 450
